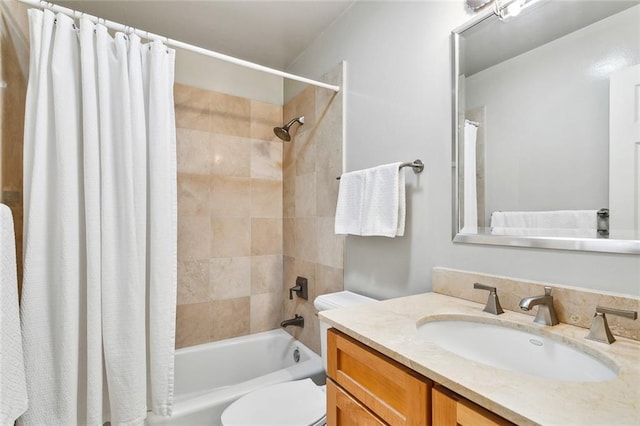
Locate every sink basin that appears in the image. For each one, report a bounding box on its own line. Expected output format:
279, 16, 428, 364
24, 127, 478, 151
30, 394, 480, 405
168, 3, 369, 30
416, 319, 618, 382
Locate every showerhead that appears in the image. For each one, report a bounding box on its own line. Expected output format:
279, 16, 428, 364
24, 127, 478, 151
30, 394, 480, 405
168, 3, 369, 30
273, 116, 305, 142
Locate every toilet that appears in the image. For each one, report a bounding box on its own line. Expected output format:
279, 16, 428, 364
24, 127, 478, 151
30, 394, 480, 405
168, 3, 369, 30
220, 291, 377, 426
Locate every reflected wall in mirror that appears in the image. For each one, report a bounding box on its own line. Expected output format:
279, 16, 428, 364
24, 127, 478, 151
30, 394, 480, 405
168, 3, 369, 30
452, 0, 640, 254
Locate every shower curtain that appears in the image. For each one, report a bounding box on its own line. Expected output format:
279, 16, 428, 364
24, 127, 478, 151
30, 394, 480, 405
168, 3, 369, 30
461, 120, 478, 233
19, 9, 177, 425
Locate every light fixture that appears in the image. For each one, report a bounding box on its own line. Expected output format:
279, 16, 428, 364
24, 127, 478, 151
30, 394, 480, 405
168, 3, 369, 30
493, 0, 541, 21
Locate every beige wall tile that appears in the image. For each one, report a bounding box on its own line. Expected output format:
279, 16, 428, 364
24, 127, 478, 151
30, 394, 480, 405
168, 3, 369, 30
212, 217, 251, 257
210, 134, 251, 177
176, 128, 211, 175
174, 83, 210, 131
250, 100, 282, 141
295, 173, 316, 218
209, 91, 251, 138
316, 264, 344, 297
178, 173, 210, 216
251, 255, 283, 295
316, 166, 341, 217
251, 140, 283, 180
178, 215, 211, 261
209, 256, 251, 300
283, 137, 295, 177
210, 297, 251, 341
177, 260, 210, 305
283, 86, 316, 130
283, 218, 295, 257
1, 19, 27, 293
317, 217, 344, 269
294, 218, 317, 263
283, 176, 295, 219
251, 179, 283, 218
210, 176, 251, 218
294, 130, 316, 176
250, 292, 284, 333
280, 64, 343, 354
315, 120, 342, 172
251, 218, 282, 255
176, 302, 210, 348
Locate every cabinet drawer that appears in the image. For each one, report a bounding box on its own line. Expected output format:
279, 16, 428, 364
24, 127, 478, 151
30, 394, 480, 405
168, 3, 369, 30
327, 328, 431, 426
432, 386, 513, 426
327, 378, 386, 426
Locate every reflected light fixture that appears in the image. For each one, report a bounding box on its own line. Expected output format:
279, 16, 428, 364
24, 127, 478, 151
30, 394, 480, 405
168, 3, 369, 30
466, 0, 493, 10
493, 0, 542, 21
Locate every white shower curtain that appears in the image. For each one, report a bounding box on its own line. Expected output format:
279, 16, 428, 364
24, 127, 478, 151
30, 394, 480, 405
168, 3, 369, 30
20, 9, 177, 425
461, 120, 478, 233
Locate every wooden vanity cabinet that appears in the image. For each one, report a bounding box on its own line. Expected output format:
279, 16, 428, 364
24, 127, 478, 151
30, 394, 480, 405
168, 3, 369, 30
327, 328, 431, 425
431, 385, 513, 426
326, 328, 514, 426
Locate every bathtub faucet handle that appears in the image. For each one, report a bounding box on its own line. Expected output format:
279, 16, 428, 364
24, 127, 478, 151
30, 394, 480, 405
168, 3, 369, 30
289, 277, 308, 300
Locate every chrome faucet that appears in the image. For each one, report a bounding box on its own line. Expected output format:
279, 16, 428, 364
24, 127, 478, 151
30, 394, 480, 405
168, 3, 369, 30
473, 283, 504, 315
586, 306, 638, 344
519, 286, 559, 326
280, 314, 304, 328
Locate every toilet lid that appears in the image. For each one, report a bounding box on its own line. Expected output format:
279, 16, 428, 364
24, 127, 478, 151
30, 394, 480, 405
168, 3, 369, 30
221, 379, 326, 426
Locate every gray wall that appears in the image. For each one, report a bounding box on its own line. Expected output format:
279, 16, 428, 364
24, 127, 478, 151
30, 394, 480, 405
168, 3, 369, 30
285, 1, 640, 299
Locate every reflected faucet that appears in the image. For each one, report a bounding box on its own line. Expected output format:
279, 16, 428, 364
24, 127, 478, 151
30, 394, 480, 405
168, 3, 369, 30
519, 286, 559, 326
280, 314, 304, 328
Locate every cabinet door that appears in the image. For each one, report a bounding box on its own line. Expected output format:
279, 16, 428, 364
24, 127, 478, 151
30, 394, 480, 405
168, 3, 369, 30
327, 329, 431, 426
327, 378, 386, 426
432, 386, 512, 426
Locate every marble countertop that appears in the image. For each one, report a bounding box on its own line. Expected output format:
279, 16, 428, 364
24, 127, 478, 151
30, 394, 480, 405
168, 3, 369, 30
319, 292, 640, 426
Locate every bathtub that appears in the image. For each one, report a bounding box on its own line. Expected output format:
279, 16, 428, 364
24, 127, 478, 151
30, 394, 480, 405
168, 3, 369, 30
145, 329, 324, 426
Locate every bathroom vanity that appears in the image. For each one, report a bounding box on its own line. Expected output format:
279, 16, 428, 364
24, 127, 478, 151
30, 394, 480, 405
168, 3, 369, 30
326, 328, 511, 425
321, 292, 640, 425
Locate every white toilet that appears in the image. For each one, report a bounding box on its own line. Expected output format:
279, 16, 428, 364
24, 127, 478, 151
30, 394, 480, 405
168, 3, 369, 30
220, 291, 376, 426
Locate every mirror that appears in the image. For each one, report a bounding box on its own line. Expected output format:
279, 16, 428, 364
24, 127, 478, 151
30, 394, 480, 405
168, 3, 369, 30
452, 0, 640, 254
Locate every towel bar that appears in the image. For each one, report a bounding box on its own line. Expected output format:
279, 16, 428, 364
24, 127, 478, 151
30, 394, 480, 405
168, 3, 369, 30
336, 159, 424, 180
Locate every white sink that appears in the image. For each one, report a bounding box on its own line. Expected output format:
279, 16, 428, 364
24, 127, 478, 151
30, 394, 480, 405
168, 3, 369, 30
416, 319, 618, 382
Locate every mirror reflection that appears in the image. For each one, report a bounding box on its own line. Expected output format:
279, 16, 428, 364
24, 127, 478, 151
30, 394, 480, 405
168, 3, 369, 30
453, 0, 640, 253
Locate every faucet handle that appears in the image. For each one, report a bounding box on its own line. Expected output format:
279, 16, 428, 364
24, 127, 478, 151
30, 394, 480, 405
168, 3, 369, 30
544, 286, 552, 296
289, 276, 308, 300
587, 306, 637, 344
595, 306, 638, 320
473, 282, 504, 315
474, 283, 496, 293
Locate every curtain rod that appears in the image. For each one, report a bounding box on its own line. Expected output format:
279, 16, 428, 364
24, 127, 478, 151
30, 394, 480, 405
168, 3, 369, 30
16, 0, 341, 93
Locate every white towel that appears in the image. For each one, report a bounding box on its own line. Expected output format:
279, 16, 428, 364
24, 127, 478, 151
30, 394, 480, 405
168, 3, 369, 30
335, 162, 405, 237
491, 227, 597, 237
0, 203, 28, 425
334, 169, 366, 236
490, 210, 598, 230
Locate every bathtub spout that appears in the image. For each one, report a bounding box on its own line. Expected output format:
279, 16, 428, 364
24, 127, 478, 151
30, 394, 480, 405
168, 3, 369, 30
280, 314, 304, 328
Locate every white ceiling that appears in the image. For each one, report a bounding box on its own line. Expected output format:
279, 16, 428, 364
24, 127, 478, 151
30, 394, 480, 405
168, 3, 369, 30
56, 0, 354, 70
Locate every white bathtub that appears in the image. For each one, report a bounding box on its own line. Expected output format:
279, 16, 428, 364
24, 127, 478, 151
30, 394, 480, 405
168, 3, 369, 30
146, 329, 324, 426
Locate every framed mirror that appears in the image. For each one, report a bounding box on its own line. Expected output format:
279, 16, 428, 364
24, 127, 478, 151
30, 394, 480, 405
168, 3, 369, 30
452, 0, 640, 254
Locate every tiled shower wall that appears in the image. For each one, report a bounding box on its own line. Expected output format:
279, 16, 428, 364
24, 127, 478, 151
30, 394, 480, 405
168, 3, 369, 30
282, 65, 345, 354
0, 0, 29, 295
175, 83, 285, 348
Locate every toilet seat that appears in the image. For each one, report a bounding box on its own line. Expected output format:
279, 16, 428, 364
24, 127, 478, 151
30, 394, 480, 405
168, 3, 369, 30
221, 379, 326, 426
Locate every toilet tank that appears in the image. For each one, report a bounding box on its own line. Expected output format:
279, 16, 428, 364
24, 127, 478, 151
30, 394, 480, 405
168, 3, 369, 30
314, 291, 377, 371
